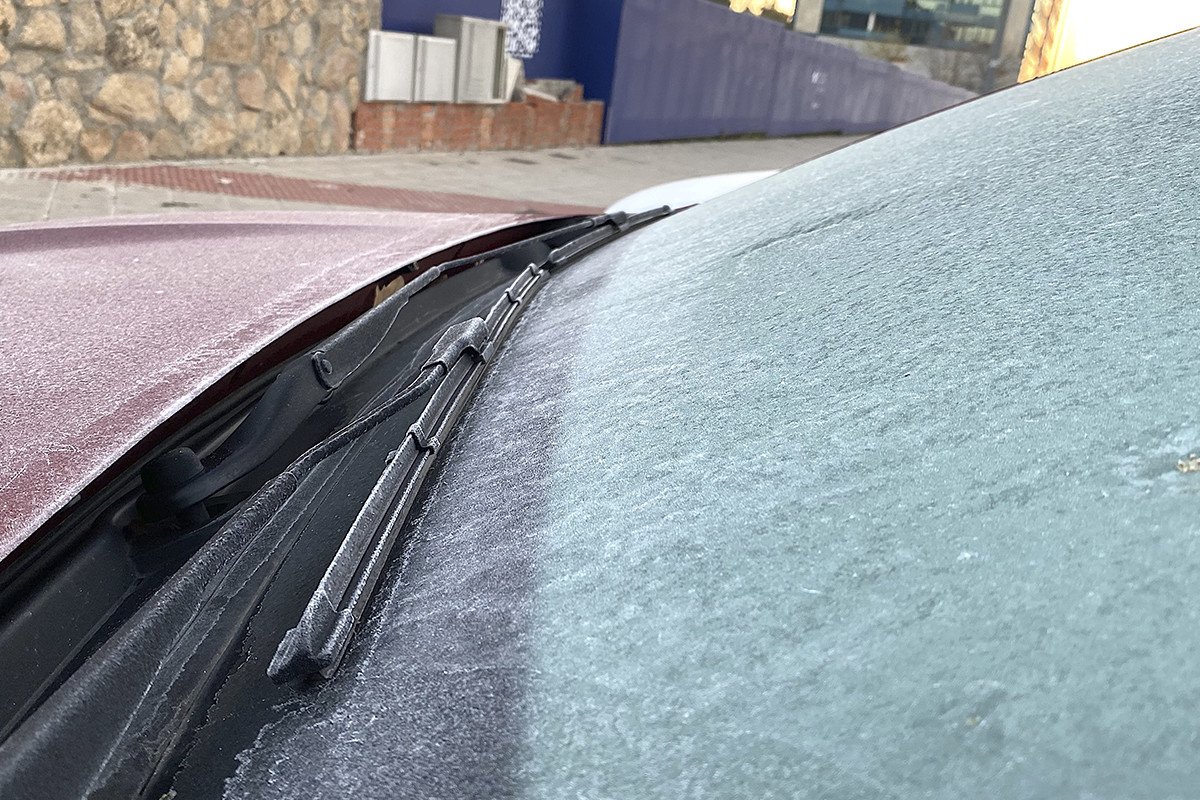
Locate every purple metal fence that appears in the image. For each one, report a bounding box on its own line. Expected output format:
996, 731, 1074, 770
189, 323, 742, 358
604, 0, 976, 144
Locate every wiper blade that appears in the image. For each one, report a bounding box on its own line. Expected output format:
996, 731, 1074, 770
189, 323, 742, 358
268, 261, 547, 683
268, 208, 668, 684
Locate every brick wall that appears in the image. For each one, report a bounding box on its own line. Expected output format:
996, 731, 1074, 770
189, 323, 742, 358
355, 94, 604, 153
0, 0, 378, 167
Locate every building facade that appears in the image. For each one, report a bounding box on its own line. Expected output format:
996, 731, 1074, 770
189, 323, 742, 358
1016, 0, 1198, 82
1018, 0, 1070, 80
815, 0, 1035, 90
821, 0, 1007, 49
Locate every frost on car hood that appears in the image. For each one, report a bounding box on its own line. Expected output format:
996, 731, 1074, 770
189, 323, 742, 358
0, 210, 532, 562
226, 32, 1200, 800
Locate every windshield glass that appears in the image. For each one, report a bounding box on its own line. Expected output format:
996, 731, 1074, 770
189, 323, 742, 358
226, 31, 1200, 800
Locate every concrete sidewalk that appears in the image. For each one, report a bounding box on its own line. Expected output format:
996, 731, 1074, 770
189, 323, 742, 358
0, 135, 863, 226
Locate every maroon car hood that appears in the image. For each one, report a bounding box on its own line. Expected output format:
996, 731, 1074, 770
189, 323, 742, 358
0, 210, 535, 563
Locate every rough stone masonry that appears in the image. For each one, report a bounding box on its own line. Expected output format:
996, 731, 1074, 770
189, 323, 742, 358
0, 0, 378, 167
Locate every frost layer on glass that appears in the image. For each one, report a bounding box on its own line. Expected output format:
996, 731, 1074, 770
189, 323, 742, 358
227, 31, 1200, 800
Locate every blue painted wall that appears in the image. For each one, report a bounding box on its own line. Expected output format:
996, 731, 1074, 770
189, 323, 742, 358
605, 0, 974, 143
520, 0, 623, 101
381, 0, 499, 35
380, 0, 625, 101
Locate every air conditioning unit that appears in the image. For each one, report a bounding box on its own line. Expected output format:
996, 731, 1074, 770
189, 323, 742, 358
413, 35, 456, 102
433, 14, 508, 103
365, 31, 415, 102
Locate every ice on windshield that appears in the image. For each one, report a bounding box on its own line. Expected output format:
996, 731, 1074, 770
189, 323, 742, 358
226, 30, 1200, 800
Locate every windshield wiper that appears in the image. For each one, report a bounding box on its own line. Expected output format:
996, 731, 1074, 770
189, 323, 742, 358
138, 215, 614, 523
548, 205, 669, 264
268, 205, 669, 683
0, 206, 669, 800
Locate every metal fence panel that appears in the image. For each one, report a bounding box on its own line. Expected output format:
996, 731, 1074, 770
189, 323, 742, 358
605, 0, 781, 142
606, 0, 976, 144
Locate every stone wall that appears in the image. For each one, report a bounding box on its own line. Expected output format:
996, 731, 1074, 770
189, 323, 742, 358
0, 0, 378, 167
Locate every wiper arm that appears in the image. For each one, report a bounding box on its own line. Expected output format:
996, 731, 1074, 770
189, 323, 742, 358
548, 205, 671, 265
268, 206, 669, 684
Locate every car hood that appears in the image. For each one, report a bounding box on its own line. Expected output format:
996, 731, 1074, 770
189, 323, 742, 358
0, 210, 539, 563
604, 171, 778, 214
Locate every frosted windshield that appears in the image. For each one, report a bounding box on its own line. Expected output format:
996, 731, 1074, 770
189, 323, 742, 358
227, 30, 1200, 800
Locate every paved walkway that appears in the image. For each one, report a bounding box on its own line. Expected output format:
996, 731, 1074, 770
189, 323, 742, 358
0, 135, 862, 226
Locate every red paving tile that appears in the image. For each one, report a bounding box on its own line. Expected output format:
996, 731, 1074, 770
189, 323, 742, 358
36, 164, 599, 216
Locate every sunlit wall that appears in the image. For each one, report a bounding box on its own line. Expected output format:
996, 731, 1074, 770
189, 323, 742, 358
719, 0, 797, 24
1021, 0, 1200, 80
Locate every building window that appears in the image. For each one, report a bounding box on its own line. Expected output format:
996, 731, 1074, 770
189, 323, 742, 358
820, 1, 1003, 50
